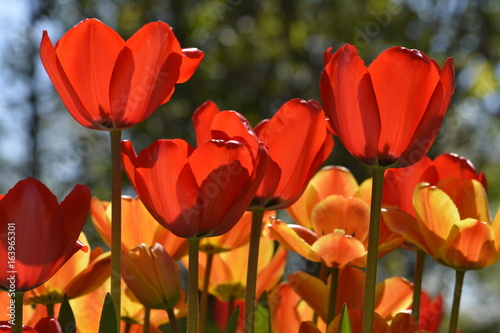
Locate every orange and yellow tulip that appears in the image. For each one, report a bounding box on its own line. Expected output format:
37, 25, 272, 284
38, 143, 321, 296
383, 178, 500, 270
90, 196, 187, 260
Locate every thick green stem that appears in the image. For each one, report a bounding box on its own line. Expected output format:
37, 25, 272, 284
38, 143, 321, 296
449, 270, 466, 333
361, 166, 385, 333
143, 307, 150, 333
167, 308, 180, 333
412, 250, 426, 326
244, 208, 265, 333
199, 253, 214, 333
12, 291, 24, 333
124, 322, 132, 333
110, 129, 123, 329
327, 268, 340, 324
188, 238, 200, 333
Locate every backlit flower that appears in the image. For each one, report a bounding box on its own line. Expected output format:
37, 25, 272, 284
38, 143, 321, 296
320, 44, 454, 167
40, 19, 203, 131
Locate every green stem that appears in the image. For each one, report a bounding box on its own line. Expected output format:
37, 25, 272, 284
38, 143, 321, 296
124, 322, 132, 333
449, 270, 466, 333
199, 253, 214, 333
244, 208, 265, 333
412, 250, 426, 326
361, 166, 385, 333
188, 238, 200, 333
110, 129, 123, 329
167, 308, 180, 333
327, 268, 340, 324
12, 291, 24, 333
143, 307, 150, 333
46, 303, 55, 318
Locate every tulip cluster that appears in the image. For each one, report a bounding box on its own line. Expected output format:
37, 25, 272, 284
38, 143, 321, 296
2, 16, 498, 333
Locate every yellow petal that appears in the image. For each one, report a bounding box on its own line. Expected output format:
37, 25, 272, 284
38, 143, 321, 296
268, 219, 321, 262
438, 178, 490, 222
413, 183, 460, 255
374, 277, 413, 320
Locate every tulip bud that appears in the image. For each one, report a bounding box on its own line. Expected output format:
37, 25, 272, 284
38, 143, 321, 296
122, 243, 181, 310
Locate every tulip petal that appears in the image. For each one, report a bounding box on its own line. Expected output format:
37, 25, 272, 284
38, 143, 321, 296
270, 283, 302, 333
254, 99, 333, 208
374, 277, 413, 320
110, 21, 182, 127
320, 44, 380, 164
439, 218, 500, 270
268, 219, 320, 262
382, 207, 431, 254
52, 19, 125, 128
369, 47, 441, 163
288, 271, 329, 322
413, 183, 460, 255
311, 231, 366, 268
437, 178, 490, 222
288, 166, 359, 229
177, 48, 204, 83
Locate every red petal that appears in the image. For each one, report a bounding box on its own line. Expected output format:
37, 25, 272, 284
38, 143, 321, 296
370, 47, 442, 163
177, 48, 204, 83
110, 21, 182, 128
54, 19, 124, 127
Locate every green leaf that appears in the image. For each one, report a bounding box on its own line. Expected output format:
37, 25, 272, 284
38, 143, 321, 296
338, 304, 352, 333
58, 294, 76, 333
223, 305, 240, 333
254, 292, 271, 333
98, 293, 118, 333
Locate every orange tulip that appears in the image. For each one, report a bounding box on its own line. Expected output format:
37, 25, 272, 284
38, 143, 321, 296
289, 268, 413, 324
90, 196, 187, 260
0, 178, 90, 291
25, 233, 110, 305
122, 243, 181, 310
383, 178, 500, 270
40, 19, 203, 131
320, 44, 454, 167
189, 236, 287, 302
328, 310, 421, 333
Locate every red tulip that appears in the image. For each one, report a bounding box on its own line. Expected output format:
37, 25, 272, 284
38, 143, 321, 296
320, 44, 454, 167
383, 153, 486, 216
0, 178, 90, 291
40, 19, 203, 131
193, 99, 333, 210
121, 137, 267, 238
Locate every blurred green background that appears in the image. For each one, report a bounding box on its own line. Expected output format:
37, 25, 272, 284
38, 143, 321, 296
1, 0, 500, 331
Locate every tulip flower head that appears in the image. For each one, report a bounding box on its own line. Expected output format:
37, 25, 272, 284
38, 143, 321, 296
0, 178, 90, 291
383, 178, 500, 270
320, 44, 454, 167
40, 19, 204, 131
